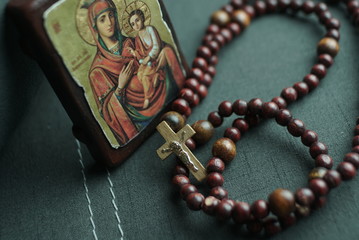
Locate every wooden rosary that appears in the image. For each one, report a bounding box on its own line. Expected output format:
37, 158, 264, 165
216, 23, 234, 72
156, 0, 359, 236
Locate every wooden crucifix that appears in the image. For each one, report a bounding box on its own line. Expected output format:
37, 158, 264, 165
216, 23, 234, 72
156, 121, 207, 182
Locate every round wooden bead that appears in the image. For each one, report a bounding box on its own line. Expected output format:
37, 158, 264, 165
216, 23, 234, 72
190, 68, 204, 82
206, 40, 220, 54
186, 192, 204, 211
290, 0, 302, 11
302, 0, 315, 14
218, 101, 233, 117
314, 2, 328, 15
281, 87, 298, 103
192, 120, 214, 145
207, 157, 225, 173
311, 64, 327, 79
313, 196, 327, 209
172, 175, 190, 189
245, 114, 261, 127
206, 24, 220, 35
268, 188, 296, 218
211, 10, 231, 27
301, 130, 318, 147
184, 78, 200, 92
216, 199, 234, 221
279, 212, 297, 229
317, 37, 340, 57
224, 127, 241, 142
318, 54, 334, 68
309, 142, 328, 158
173, 165, 189, 177
353, 135, 359, 147
213, 34, 226, 47
180, 184, 198, 199
276, 109, 292, 126
315, 154, 333, 169
352, 146, 359, 154
191, 94, 200, 107
303, 74, 320, 91
246, 219, 263, 234
202, 196, 220, 215
220, 28, 233, 43
210, 186, 228, 200
197, 46, 212, 60
248, 98, 263, 114
337, 162, 357, 180
206, 172, 224, 188
197, 84, 208, 99
308, 167, 328, 180
207, 66, 216, 77
232, 202, 251, 224
262, 102, 279, 118
318, 11, 332, 24
254, 0, 267, 15
185, 138, 196, 151
354, 125, 359, 135
232, 99, 248, 115
323, 170, 342, 188
201, 73, 212, 86
208, 111, 223, 127
179, 88, 195, 106
326, 29, 340, 41
227, 22, 242, 36
293, 82, 309, 97
161, 111, 186, 132
287, 119, 305, 137
231, 9, 251, 28
251, 200, 269, 219
278, 0, 290, 11
344, 153, 359, 169
266, 0, 278, 13
192, 57, 208, 72
212, 138, 236, 163
309, 178, 329, 196
325, 18, 340, 30
172, 98, 191, 117
264, 218, 282, 237
232, 118, 249, 133
272, 96, 287, 109
295, 188, 315, 206
231, 0, 245, 9
222, 4, 234, 14
243, 5, 256, 18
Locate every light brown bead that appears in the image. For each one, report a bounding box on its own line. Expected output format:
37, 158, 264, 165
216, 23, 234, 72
268, 188, 296, 218
317, 37, 340, 57
211, 10, 231, 27
192, 120, 214, 145
212, 137, 236, 163
231, 10, 251, 28
161, 111, 185, 132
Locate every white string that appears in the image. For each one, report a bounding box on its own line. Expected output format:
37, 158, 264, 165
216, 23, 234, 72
106, 168, 125, 240
76, 140, 99, 240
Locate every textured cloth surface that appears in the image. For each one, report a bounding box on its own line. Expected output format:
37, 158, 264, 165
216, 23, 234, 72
1, 0, 359, 240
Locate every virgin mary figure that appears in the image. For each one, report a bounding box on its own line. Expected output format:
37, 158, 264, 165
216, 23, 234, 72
87, 0, 183, 145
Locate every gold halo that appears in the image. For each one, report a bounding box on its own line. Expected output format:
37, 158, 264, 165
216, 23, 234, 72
119, 0, 151, 37
76, 0, 97, 46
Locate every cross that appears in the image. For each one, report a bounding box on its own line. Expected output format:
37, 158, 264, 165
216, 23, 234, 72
156, 121, 207, 182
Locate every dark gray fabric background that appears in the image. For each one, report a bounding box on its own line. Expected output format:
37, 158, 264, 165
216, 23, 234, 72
1, 0, 359, 239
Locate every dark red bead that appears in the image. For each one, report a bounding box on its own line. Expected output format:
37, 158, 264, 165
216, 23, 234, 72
302, 0, 315, 14
290, 0, 302, 11
278, 0, 290, 11
224, 127, 241, 142
254, 1, 267, 16
243, 5, 256, 18
303, 74, 320, 91
245, 114, 261, 127
189, 68, 204, 82
287, 119, 305, 137
197, 46, 212, 60
185, 138, 196, 151
311, 64, 326, 79
232, 201, 251, 224
301, 130, 318, 147
295, 188, 315, 206
192, 57, 208, 72
352, 146, 359, 154
213, 34, 226, 47
232, 99, 248, 115
222, 4, 234, 14
318, 54, 334, 68
173, 165, 189, 177
337, 162, 357, 180
354, 125, 359, 135
251, 200, 269, 219
313, 196, 327, 209
206, 172, 224, 188
201, 73, 212, 87
272, 96, 287, 109
309, 142, 328, 158
326, 29, 340, 41
232, 118, 249, 133
264, 218, 282, 237
186, 193, 204, 211
231, 0, 245, 9
247, 219, 263, 234
281, 87, 298, 103
293, 82, 309, 97
348, 0, 359, 14
180, 184, 198, 199
206, 24, 220, 35
207, 157, 225, 173
309, 178, 329, 196
353, 135, 359, 147
210, 186, 228, 200
206, 41, 220, 54
262, 102, 279, 118
276, 109, 292, 126
172, 99, 191, 117
314, 2, 328, 15
179, 88, 195, 105
202, 196, 220, 215
248, 98, 263, 114
196, 84, 208, 99
172, 175, 190, 189
323, 170, 342, 188
318, 11, 332, 24
209, 55, 218, 66
344, 153, 359, 169
184, 78, 200, 92
218, 101, 233, 117
207, 66, 216, 77
266, 0, 278, 13
326, 18, 340, 30
216, 199, 234, 221
315, 154, 333, 169
227, 22, 242, 36
191, 94, 200, 107
208, 111, 223, 127
220, 28, 233, 43
202, 34, 213, 46
279, 213, 296, 229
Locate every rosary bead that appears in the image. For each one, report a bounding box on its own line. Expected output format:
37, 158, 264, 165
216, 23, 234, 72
243, 5, 256, 18
206, 172, 224, 188
207, 157, 225, 173
206, 40, 220, 54
302, 0, 315, 14
202, 34, 213, 46
202, 196, 221, 216
208, 111, 223, 127
352, 146, 359, 154
279, 212, 296, 229
318, 11, 332, 24
268, 188, 296, 218
192, 120, 214, 145
308, 167, 328, 180
293, 82, 309, 97
185, 138, 196, 151
354, 125, 359, 135
232, 10, 251, 28
161, 111, 185, 132
264, 218, 282, 237
309, 178, 329, 196
218, 101, 233, 117
231, 0, 245, 9
222, 4, 234, 14
290, 0, 302, 12
272, 96, 287, 109
212, 138, 236, 163
191, 94, 200, 107
209, 55, 218, 66
309, 142, 328, 158
201, 73, 212, 87
323, 170, 342, 188
318, 54, 334, 68
315, 154, 333, 169
278, 0, 290, 11
262, 102, 279, 118
172, 175, 190, 189
352, 135, 359, 147
206, 24, 220, 35
213, 34, 226, 47
180, 184, 198, 199
186, 192, 204, 211
314, 2, 328, 15
303, 74, 320, 92
179, 88, 195, 106
313, 196, 327, 209
232, 99, 248, 115
295, 188, 315, 206
246, 219, 263, 234
337, 162, 357, 180
266, 0, 278, 13
190, 68, 204, 82
197, 46, 212, 60
325, 18, 341, 30
288, 119, 305, 137
344, 152, 359, 169
276, 109, 292, 126
232, 202, 251, 224
197, 84, 208, 99
311, 64, 326, 79
174, 165, 189, 177
224, 127, 241, 142
301, 130, 318, 147
210, 186, 228, 199
248, 98, 263, 114
326, 29, 340, 41
254, 1, 267, 16
317, 37, 340, 57
295, 204, 311, 218
348, 0, 359, 14
220, 28, 233, 43
172, 98, 191, 117
281, 87, 298, 103
245, 114, 261, 127
207, 66, 216, 77
184, 78, 200, 92
216, 199, 234, 221
192, 57, 208, 72
251, 200, 269, 219
233, 118, 249, 133
211, 10, 231, 27
227, 22, 242, 36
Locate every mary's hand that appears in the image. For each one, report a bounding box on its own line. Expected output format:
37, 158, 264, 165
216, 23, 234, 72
117, 60, 135, 89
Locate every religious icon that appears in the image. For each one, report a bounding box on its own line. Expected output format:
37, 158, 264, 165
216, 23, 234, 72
44, 0, 186, 148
